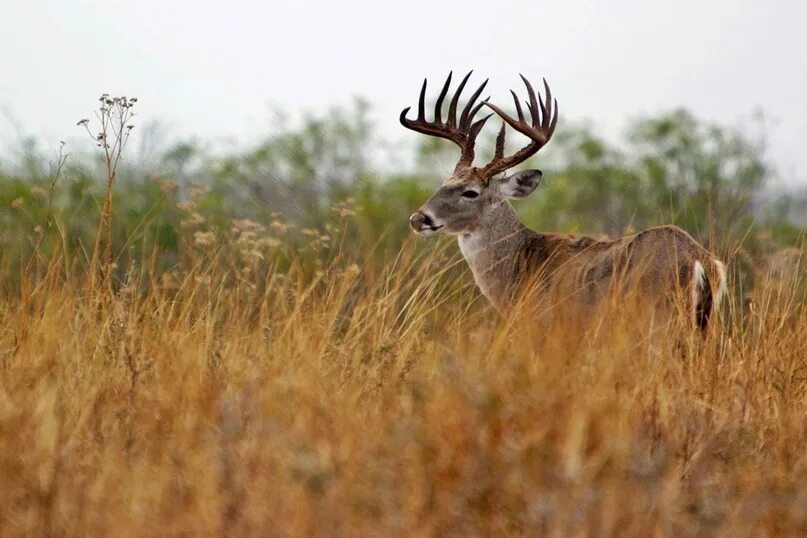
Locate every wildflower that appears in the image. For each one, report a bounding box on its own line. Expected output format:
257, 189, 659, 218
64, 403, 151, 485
160, 180, 178, 195
77, 119, 89, 127
332, 198, 357, 217
236, 230, 257, 243
10, 197, 24, 209
333, 206, 356, 217
231, 218, 263, 233
181, 212, 205, 227
177, 200, 196, 212
189, 185, 208, 200
193, 231, 216, 248
247, 249, 264, 261
30, 186, 46, 199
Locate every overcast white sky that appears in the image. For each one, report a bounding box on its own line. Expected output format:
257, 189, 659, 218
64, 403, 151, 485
1, 0, 806, 184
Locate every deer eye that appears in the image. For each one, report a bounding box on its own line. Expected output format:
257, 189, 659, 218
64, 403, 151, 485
461, 190, 479, 199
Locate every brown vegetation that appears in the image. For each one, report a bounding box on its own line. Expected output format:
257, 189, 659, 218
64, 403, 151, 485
0, 227, 804, 536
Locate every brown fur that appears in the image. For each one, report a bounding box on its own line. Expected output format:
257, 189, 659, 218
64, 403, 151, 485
450, 197, 725, 329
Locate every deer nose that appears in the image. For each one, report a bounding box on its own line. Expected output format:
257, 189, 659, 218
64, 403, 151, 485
409, 211, 433, 232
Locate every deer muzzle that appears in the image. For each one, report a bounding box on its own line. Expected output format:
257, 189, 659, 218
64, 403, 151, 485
409, 211, 442, 234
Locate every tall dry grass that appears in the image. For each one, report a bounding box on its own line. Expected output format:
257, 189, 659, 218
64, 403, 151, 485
0, 216, 805, 536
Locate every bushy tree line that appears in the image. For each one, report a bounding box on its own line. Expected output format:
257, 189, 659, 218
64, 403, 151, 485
0, 99, 803, 291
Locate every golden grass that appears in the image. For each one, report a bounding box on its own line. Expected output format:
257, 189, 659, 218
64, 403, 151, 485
0, 237, 805, 537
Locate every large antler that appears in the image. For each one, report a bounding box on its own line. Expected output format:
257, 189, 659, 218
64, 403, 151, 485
480, 74, 558, 177
400, 71, 492, 172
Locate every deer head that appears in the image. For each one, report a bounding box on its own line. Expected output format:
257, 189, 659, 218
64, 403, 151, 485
402, 72, 558, 235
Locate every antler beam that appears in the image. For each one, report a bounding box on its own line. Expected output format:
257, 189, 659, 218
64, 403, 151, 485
400, 71, 492, 171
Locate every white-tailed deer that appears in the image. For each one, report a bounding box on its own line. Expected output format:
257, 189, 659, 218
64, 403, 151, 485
402, 71, 726, 330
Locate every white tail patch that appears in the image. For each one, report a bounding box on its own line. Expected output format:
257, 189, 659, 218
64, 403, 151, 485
712, 259, 727, 306
692, 261, 707, 319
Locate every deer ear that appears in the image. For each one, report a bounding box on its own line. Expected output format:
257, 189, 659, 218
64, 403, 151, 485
498, 169, 543, 198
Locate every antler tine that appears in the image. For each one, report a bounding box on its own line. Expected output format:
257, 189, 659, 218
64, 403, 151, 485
456, 112, 494, 170
469, 113, 494, 140
537, 93, 545, 127
542, 78, 553, 131
536, 92, 559, 137
417, 78, 427, 120
549, 98, 559, 136
525, 100, 537, 126
463, 95, 490, 132
447, 71, 472, 128
494, 122, 506, 161
520, 74, 540, 128
510, 90, 525, 123
459, 80, 489, 131
434, 72, 452, 124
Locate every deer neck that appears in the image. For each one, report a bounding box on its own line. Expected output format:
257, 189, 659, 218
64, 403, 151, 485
457, 201, 537, 308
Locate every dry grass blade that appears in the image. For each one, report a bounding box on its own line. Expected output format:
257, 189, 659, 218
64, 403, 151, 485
1, 232, 805, 537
